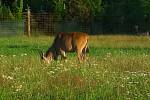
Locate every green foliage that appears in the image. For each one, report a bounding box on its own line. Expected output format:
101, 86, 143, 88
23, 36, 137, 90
29, 0, 43, 12
0, 0, 23, 20
87, 0, 102, 16
11, 0, 23, 20
1, 0, 150, 33
29, 0, 55, 12
53, 0, 66, 15
50, 0, 103, 21
66, 0, 102, 22
0, 5, 15, 20
101, 0, 150, 33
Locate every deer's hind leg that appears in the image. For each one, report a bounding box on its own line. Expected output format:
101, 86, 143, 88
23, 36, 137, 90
77, 49, 82, 62
82, 46, 87, 61
76, 43, 88, 62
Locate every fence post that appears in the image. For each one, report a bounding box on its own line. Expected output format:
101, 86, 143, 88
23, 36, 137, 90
27, 7, 31, 37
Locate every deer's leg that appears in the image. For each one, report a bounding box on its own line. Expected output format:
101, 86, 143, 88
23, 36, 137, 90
77, 48, 83, 62
82, 44, 89, 60
59, 48, 67, 60
82, 48, 86, 60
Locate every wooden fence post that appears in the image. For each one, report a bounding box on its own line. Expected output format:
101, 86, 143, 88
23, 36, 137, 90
27, 7, 31, 37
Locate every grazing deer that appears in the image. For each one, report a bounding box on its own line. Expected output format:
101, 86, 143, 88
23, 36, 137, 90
40, 32, 89, 63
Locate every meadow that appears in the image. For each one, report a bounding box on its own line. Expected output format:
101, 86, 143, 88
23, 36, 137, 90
0, 35, 150, 100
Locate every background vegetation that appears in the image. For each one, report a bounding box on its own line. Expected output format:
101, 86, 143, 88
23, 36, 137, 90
1, 0, 150, 34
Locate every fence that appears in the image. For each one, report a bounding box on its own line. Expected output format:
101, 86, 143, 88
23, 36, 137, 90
1, 11, 150, 36
0, 17, 24, 36
24, 12, 93, 36
0, 11, 103, 36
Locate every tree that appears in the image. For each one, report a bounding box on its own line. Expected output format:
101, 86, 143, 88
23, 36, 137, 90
53, 0, 66, 15
0, 0, 15, 20
87, 0, 103, 16
11, 0, 23, 20
25, 0, 55, 12
101, 0, 150, 33
0, 0, 23, 20
66, 0, 102, 22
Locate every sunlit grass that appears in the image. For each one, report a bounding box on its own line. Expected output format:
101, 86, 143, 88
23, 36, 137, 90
0, 35, 150, 100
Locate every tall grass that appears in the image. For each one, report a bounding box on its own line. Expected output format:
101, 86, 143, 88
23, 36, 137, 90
0, 35, 150, 100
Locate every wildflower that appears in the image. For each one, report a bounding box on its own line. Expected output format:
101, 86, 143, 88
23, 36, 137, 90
15, 85, 22, 92
123, 76, 130, 80
54, 68, 58, 71
2, 74, 7, 79
147, 93, 150, 97
7, 76, 14, 80
2, 74, 13, 80
128, 82, 133, 84
24, 53, 27, 56
106, 52, 111, 57
140, 73, 147, 77
47, 71, 55, 75
0, 55, 4, 57
63, 67, 68, 71
13, 55, 16, 57
21, 53, 27, 56
92, 63, 98, 66
59, 63, 63, 66
120, 84, 125, 87
14, 67, 20, 71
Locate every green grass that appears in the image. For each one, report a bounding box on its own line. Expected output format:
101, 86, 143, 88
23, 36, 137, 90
0, 35, 150, 100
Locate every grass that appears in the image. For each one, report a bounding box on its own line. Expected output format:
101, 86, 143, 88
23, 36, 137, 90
0, 35, 150, 100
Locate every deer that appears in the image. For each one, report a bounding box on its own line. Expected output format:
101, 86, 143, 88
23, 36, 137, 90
40, 32, 89, 63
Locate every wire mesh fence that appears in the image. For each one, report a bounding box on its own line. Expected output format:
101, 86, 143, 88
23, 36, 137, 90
1, 11, 149, 36
23, 12, 93, 36
0, 17, 24, 36
0, 11, 98, 36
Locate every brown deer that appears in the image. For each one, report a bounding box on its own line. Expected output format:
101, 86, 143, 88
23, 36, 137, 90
40, 32, 89, 63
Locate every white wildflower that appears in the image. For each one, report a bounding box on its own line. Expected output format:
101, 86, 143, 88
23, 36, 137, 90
147, 93, 150, 97
2, 74, 13, 80
24, 53, 27, 56
64, 67, 68, 71
47, 71, 55, 75
13, 55, 16, 57
16, 85, 22, 92
140, 73, 147, 77
7, 76, 13, 80
120, 84, 125, 87
0, 55, 4, 57
21, 53, 27, 56
59, 63, 63, 66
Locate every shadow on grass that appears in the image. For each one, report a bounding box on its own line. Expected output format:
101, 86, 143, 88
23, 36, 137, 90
7, 45, 29, 48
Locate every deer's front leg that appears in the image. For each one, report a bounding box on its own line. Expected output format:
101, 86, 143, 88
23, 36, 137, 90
59, 48, 67, 60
